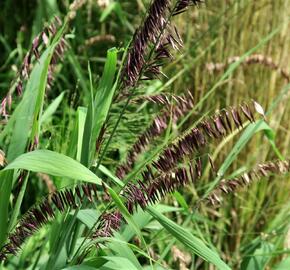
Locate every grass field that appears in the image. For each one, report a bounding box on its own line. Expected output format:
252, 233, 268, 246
0, 0, 290, 269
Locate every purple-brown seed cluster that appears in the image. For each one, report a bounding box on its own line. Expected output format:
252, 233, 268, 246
122, 0, 171, 86
145, 101, 257, 174
0, 16, 67, 118
207, 159, 290, 205
122, 0, 203, 86
93, 211, 123, 238
0, 183, 98, 261
116, 91, 194, 179
174, 0, 204, 16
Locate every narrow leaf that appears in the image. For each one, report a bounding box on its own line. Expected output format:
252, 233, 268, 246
147, 206, 231, 270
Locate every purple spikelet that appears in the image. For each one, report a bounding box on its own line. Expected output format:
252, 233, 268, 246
1, 16, 67, 118
122, 156, 208, 213
0, 183, 99, 261
122, 0, 170, 86
207, 160, 290, 205
92, 211, 122, 238
174, 0, 204, 16
116, 91, 194, 179
145, 101, 261, 174
17, 16, 66, 90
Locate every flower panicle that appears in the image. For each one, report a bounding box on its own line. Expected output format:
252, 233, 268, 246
122, 0, 203, 86
122, 0, 171, 86
93, 156, 213, 241
0, 183, 99, 261
116, 90, 194, 179
92, 211, 123, 239
1, 16, 68, 118
207, 159, 290, 205
174, 0, 204, 16
123, 155, 212, 214
133, 92, 189, 106
141, 27, 183, 81
18, 16, 65, 90
148, 100, 262, 174
206, 54, 290, 83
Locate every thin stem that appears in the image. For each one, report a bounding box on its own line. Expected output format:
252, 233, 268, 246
95, 92, 133, 170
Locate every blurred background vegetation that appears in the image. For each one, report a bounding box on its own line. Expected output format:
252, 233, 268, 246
0, 0, 290, 269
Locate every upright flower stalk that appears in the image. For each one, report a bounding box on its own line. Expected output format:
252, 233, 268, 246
121, 0, 203, 87
122, 0, 171, 87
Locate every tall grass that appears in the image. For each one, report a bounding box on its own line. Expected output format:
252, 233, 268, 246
0, 0, 289, 269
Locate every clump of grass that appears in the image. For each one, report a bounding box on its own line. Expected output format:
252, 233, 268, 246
0, 0, 289, 269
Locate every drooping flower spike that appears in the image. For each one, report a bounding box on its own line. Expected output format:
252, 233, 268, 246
142, 101, 262, 175
174, 0, 204, 16
123, 156, 209, 213
206, 159, 290, 205
0, 183, 99, 261
18, 16, 66, 91
2, 157, 289, 261
97, 159, 290, 244
116, 91, 194, 179
206, 54, 290, 83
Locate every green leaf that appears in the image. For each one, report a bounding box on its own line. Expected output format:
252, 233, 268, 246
100, 256, 139, 270
100, 2, 117, 22
99, 2, 127, 28
107, 187, 143, 240
41, 91, 65, 124
0, 171, 13, 248
98, 164, 124, 187
76, 209, 100, 229
81, 63, 95, 166
4, 150, 102, 185
99, 3, 125, 23
241, 241, 274, 270
77, 107, 88, 162
205, 120, 279, 196
74, 256, 139, 270
4, 26, 65, 162
259, 121, 284, 160
62, 265, 97, 270
8, 173, 29, 231
107, 186, 154, 266
0, 26, 66, 250
92, 48, 117, 156
122, 204, 180, 242
173, 191, 189, 211
274, 257, 290, 270
147, 206, 231, 270
107, 233, 143, 270
67, 51, 89, 97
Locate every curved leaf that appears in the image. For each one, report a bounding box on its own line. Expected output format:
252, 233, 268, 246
4, 150, 102, 185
